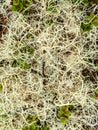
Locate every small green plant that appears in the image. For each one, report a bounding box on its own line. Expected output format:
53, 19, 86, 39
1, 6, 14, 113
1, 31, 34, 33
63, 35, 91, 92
22, 114, 49, 130
22, 125, 29, 130
29, 124, 38, 130
57, 105, 74, 124
11, 0, 32, 12
81, 13, 98, 32
12, 58, 30, 69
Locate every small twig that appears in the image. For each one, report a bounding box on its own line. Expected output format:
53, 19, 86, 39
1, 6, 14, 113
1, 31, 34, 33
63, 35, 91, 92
31, 69, 42, 77
31, 61, 48, 85
42, 60, 46, 77
42, 60, 48, 85
93, 5, 98, 14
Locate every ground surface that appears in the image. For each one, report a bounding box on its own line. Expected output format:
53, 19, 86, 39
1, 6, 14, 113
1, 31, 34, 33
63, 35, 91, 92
0, 0, 98, 130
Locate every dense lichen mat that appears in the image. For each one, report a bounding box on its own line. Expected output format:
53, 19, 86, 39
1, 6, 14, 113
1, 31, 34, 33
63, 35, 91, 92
0, 0, 98, 130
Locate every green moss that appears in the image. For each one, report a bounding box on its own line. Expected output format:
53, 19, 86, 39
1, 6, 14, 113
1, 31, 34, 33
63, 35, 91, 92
95, 65, 98, 72
42, 125, 49, 130
21, 62, 30, 69
81, 23, 92, 32
93, 88, 98, 99
26, 46, 35, 55
0, 83, 3, 91
95, 88, 98, 95
72, 0, 88, 5
22, 124, 38, 130
11, 0, 32, 12
20, 45, 35, 56
0, 114, 8, 119
72, 0, 98, 32
46, 0, 58, 13
72, 0, 98, 5
29, 124, 38, 130
26, 115, 38, 124
13, 50, 19, 56
88, 0, 98, 5
67, 105, 75, 111
81, 13, 98, 32
12, 59, 19, 67
60, 117, 69, 124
